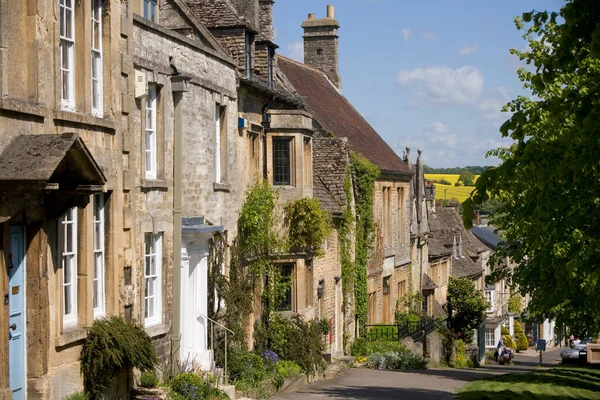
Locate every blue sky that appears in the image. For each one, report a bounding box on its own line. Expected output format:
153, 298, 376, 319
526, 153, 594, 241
273, 0, 563, 168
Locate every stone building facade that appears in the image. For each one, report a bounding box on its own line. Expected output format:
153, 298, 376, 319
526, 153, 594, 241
0, 0, 126, 398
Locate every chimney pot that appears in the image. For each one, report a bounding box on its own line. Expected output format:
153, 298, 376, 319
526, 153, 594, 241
327, 5, 334, 19
308, 13, 315, 20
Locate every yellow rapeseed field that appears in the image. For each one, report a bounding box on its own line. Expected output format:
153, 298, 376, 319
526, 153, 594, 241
424, 174, 479, 203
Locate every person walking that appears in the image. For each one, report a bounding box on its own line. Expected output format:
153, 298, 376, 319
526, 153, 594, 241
496, 335, 505, 361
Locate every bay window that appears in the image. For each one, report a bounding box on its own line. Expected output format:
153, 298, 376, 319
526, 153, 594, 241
61, 208, 78, 327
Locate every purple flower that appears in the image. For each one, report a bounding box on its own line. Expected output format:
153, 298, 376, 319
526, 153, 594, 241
262, 350, 279, 365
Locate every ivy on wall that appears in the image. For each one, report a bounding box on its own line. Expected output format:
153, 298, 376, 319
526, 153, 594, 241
339, 165, 355, 350
350, 151, 380, 336
284, 197, 332, 257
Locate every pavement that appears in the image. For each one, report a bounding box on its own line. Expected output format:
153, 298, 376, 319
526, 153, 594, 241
272, 347, 564, 399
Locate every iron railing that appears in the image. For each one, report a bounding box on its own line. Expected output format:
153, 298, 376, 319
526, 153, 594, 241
199, 313, 234, 385
365, 317, 437, 343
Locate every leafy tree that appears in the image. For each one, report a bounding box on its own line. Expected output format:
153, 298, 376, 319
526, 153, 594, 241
513, 321, 529, 351
458, 171, 476, 186
463, 0, 600, 338
447, 277, 488, 343
508, 294, 523, 315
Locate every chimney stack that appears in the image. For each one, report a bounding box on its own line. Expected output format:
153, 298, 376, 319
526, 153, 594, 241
302, 5, 342, 90
258, 0, 275, 41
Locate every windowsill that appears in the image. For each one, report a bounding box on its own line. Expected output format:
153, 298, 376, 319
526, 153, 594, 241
141, 179, 169, 190
54, 109, 116, 131
0, 98, 47, 118
145, 323, 170, 338
213, 182, 231, 192
273, 184, 295, 189
56, 324, 87, 348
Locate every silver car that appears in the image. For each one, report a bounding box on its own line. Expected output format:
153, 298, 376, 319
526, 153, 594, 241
560, 338, 590, 362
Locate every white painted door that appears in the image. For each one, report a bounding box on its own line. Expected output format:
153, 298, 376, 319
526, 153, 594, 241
180, 246, 209, 369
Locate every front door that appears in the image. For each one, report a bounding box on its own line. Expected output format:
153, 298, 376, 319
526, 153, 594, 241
8, 226, 26, 400
180, 244, 209, 369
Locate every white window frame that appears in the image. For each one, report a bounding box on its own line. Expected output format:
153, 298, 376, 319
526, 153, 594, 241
215, 103, 222, 183
144, 233, 162, 327
485, 289, 495, 314
61, 208, 78, 327
60, 0, 75, 110
143, 0, 157, 22
91, 0, 103, 117
145, 85, 157, 179
93, 194, 105, 318
485, 327, 496, 347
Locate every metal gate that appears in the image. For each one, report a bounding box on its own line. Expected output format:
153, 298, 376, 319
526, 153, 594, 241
477, 322, 486, 363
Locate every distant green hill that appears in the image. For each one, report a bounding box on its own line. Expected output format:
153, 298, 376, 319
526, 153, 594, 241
423, 165, 491, 175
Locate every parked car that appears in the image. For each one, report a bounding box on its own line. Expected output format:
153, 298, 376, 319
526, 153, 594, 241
560, 338, 591, 363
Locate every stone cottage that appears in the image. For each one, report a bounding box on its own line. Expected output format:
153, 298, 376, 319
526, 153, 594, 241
128, 0, 240, 371
278, 6, 416, 329
0, 1, 125, 398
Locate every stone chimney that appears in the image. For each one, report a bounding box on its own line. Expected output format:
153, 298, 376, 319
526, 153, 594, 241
258, 0, 275, 41
302, 5, 341, 89
425, 182, 436, 213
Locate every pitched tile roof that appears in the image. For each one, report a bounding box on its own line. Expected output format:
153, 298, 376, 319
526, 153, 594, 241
422, 274, 438, 290
277, 56, 411, 175
313, 137, 350, 215
428, 237, 452, 259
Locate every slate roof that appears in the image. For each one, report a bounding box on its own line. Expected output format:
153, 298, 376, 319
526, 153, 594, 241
422, 274, 438, 291
471, 225, 501, 250
428, 237, 452, 259
277, 56, 412, 175
312, 137, 349, 215
428, 207, 488, 279
184, 0, 253, 30
0, 132, 106, 185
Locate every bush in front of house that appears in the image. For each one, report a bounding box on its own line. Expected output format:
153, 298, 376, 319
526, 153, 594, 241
350, 338, 406, 357
366, 350, 427, 370
65, 391, 88, 400
276, 360, 303, 379
501, 326, 515, 349
514, 321, 528, 351
140, 370, 159, 388
228, 351, 284, 399
79, 316, 158, 398
169, 372, 229, 400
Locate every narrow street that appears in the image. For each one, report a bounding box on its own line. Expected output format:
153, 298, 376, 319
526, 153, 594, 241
274, 348, 563, 399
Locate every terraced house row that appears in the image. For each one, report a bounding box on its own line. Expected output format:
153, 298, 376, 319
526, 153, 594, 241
0, 1, 506, 398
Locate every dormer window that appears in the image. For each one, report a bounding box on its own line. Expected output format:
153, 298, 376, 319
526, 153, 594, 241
143, 0, 157, 22
245, 32, 254, 79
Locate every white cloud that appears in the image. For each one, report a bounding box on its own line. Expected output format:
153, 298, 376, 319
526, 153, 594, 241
425, 121, 457, 148
419, 31, 436, 40
285, 41, 304, 62
401, 28, 412, 41
459, 44, 479, 56
478, 87, 513, 121
396, 66, 484, 105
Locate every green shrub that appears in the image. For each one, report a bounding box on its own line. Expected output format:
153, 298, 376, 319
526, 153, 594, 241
235, 353, 267, 384
140, 370, 159, 388
350, 338, 405, 356
276, 361, 303, 379
317, 318, 331, 336
253, 314, 324, 377
514, 321, 528, 351
170, 373, 229, 400
500, 326, 515, 349
80, 316, 157, 398
65, 392, 88, 400
366, 350, 427, 370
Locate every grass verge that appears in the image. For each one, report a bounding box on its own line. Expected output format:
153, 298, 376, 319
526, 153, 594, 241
458, 364, 600, 399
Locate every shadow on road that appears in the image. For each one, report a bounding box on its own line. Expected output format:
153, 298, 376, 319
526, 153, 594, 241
303, 385, 456, 399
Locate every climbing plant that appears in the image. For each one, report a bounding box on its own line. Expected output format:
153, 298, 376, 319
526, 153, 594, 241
284, 197, 332, 256
350, 151, 380, 336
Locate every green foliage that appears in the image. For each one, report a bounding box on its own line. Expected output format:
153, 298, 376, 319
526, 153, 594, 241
65, 392, 88, 400
276, 361, 303, 378
284, 197, 332, 256
447, 277, 488, 343
350, 151, 380, 336
169, 373, 229, 400
508, 294, 523, 315
514, 321, 528, 351
253, 313, 325, 377
317, 318, 331, 336
454, 339, 471, 368
80, 316, 157, 398
365, 350, 427, 370
350, 339, 405, 357
140, 370, 159, 388
339, 165, 355, 340
501, 326, 515, 349
462, 0, 600, 338
458, 171, 476, 187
